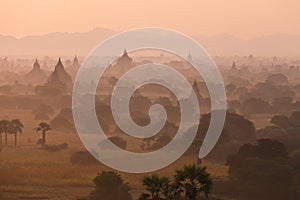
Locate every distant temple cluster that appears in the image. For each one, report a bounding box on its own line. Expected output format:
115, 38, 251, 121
0, 55, 80, 95
35, 58, 73, 95
1, 50, 299, 99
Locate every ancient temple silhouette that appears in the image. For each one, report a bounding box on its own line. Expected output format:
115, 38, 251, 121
72, 55, 80, 68
114, 49, 133, 75
36, 58, 72, 95
232, 61, 237, 70
229, 61, 239, 76
24, 59, 46, 85
192, 80, 203, 102
105, 49, 133, 77
187, 51, 193, 63
47, 58, 72, 86
116, 49, 133, 66
33, 58, 40, 70
66, 55, 81, 79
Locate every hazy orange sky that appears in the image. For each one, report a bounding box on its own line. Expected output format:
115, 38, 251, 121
1, 0, 299, 38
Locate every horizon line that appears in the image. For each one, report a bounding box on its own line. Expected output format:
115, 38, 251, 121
1, 27, 299, 40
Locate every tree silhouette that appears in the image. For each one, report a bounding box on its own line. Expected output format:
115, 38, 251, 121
226, 139, 296, 199
0, 124, 3, 152
0, 120, 11, 146
89, 171, 132, 200
174, 164, 212, 200
139, 165, 213, 200
270, 115, 289, 129
289, 111, 300, 128
139, 174, 180, 200
34, 122, 51, 145
10, 119, 24, 146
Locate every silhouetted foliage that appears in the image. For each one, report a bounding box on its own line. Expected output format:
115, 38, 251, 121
139, 164, 212, 200
272, 97, 293, 114
257, 112, 300, 151
270, 115, 289, 129
227, 139, 297, 200
42, 143, 68, 152
266, 73, 288, 86
289, 111, 300, 128
139, 174, 179, 200
199, 111, 255, 143
34, 122, 51, 144
0, 123, 3, 152
175, 164, 212, 200
76, 197, 88, 200
240, 97, 273, 115
194, 111, 255, 161
0, 120, 10, 146
89, 171, 133, 200
10, 119, 24, 146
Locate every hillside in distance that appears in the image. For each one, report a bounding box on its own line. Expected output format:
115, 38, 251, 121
1, 28, 300, 57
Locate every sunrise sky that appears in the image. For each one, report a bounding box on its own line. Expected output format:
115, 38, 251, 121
1, 0, 299, 38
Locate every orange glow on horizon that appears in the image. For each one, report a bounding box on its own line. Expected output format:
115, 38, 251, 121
0, 0, 300, 38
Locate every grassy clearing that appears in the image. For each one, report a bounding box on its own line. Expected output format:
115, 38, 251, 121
0, 137, 228, 199
0, 109, 228, 199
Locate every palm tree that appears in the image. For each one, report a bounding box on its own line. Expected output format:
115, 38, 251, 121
10, 119, 24, 146
139, 174, 180, 200
174, 164, 212, 200
0, 120, 11, 146
0, 125, 3, 152
35, 122, 51, 144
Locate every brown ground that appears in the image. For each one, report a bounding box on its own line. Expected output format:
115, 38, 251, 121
0, 109, 228, 200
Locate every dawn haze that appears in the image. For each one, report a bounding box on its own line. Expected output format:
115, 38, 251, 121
0, 1, 300, 200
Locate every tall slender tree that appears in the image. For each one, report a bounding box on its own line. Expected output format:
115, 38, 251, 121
10, 119, 24, 146
0, 120, 11, 146
34, 122, 51, 144
0, 124, 3, 152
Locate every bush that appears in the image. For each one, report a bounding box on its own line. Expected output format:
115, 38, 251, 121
289, 111, 300, 127
89, 171, 133, 200
76, 197, 88, 200
42, 143, 68, 152
37, 138, 43, 144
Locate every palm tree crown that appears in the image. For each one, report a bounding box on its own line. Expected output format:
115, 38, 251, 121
10, 119, 24, 146
0, 120, 11, 146
174, 164, 212, 200
35, 122, 51, 144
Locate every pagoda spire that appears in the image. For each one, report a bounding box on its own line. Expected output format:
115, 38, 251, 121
55, 57, 65, 71
33, 58, 40, 70
187, 51, 193, 62
120, 49, 130, 59
232, 61, 237, 70
123, 49, 127, 56
73, 55, 79, 65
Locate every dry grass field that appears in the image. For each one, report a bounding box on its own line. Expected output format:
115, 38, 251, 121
0, 109, 229, 200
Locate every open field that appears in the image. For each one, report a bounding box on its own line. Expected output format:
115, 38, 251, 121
0, 109, 229, 200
